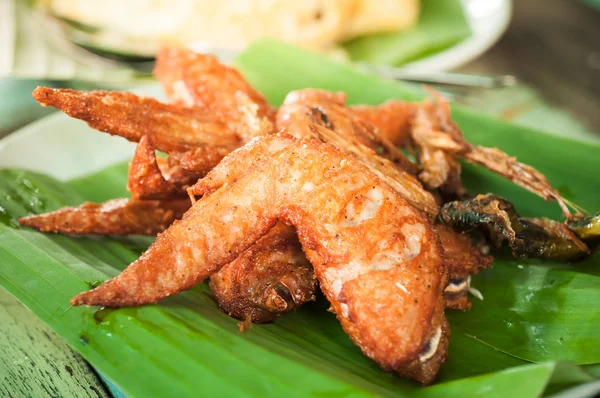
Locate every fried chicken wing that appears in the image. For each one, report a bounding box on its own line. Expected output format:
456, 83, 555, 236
308, 124, 440, 218
275, 92, 492, 311
127, 136, 226, 200
72, 134, 448, 385
19, 199, 190, 236
155, 47, 274, 121
184, 89, 442, 325
190, 133, 487, 310
277, 89, 417, 174
210, 223, 317, 323
32, 87, 241, 152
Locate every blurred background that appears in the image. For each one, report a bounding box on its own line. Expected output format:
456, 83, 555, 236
462, 0, 600, 135
1, 0, 599, 138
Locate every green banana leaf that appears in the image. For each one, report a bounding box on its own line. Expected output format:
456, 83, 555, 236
344, 0, 471, 66
1, 39, 600, 397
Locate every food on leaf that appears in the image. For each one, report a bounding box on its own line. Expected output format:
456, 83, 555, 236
72, 134, 449, 385
19, 46, 597, 386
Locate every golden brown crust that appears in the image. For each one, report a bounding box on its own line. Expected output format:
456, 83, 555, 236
154, 46, 277, 138
433, 224, 493, 310
350, 100, 416, 147
71, 134, 292, 306
32, 87, 241, 152
277, 89, 418, 175
128, 136, 186, 200
167, 146, 231, 175
308, 124, 439, 218
188, 134, 298, 197
155, 47, 274, 119
397, 315, 449, 384
19, 199, 190, 236
434, 224, 493, 278
209, 223, 316, 323
272, 89, 439, 218
72, 135, 448, 384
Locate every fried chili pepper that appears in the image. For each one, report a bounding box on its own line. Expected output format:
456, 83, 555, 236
437, 194, 589, 261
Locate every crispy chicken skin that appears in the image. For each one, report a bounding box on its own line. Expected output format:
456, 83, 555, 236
307, 123, 440, 218
165, 146, 232, 175
272, 89, 438, 217
433, 225, 493, 310
128, 136, 189, 200
72, 134, 448, 384
32, 87, 241, 152
19, 199, 190, 236
277, 89, 418, 175
127, 136, 227, 200
188, 113, 487, 312
210, 223, 317, 323
350, 100, 416, 147
154, 48, 275, 143
154, 47, 275, 121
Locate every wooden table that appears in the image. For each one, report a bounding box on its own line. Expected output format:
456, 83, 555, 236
461, 0, 600, 134
0, 288, 111, 397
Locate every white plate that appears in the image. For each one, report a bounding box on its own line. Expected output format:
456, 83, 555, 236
403, 0, 512, 72
0, 85, 163, 179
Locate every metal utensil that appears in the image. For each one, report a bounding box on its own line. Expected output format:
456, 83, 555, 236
357, 63, 517, 89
